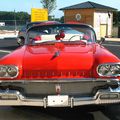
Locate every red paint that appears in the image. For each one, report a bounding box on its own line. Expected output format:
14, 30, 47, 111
59, 31, 65, 39
0, 42, 119, 80
35, 21, 60, 27
66, 21, 80, 24
54, 42, 65, 50
55, 34, 61, 40
55, 31, 65, 40
22, 44, 94, 79
83, 35, 90, 40
0, 42, 120, 80
33, 36, 41, 41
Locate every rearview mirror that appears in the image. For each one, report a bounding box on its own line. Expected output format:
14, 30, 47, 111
98, 37, 105, 45
17, 38, 25, 46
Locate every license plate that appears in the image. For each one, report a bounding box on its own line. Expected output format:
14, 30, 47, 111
47, 95, 69, 107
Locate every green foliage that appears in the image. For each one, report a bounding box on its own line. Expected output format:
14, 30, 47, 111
0, 11, 30, 25
59, 16, 64, 23
0, 11, 14, 20
113, 11, 120, 26
40, 0, 56, 15
16, 12, 30, 21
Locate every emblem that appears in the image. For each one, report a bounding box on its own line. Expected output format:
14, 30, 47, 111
55, 84, 61, 94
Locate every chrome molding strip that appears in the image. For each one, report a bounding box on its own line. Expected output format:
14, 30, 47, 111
0, 78, 119, 83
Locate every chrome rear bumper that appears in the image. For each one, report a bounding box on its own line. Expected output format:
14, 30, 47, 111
0, 86, 120, 108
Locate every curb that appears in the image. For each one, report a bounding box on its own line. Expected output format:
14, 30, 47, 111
0, 37, 17, 40
0, 37, 5, 39
105, 38, 120, 42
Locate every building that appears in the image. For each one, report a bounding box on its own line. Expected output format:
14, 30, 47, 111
60, 1, 117, 39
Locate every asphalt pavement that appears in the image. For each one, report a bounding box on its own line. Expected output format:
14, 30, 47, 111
0, 38, 120, 120
103, 41, 120, 58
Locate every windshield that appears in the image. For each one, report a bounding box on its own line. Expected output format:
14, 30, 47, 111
27, 24, 96, 45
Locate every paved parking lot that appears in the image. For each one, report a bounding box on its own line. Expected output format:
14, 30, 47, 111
0, 38, 120, 120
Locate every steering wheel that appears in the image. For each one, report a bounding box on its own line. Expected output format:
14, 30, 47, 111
69, 34, 91, 42
69, 35, 82, 41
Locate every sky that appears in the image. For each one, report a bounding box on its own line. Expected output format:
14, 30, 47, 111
0, 0, 120, 18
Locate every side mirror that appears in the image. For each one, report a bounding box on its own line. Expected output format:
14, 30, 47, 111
98, 37, 105, 45
17, 38, 25, 46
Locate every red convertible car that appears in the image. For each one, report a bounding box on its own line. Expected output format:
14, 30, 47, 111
0, 21, 120, 108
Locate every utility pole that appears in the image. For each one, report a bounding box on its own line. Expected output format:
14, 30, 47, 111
14, 9, 17, 34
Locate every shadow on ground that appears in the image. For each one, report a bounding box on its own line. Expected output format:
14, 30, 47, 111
8, 105, 105, 120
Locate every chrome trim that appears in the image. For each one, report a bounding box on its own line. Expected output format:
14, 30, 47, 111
0, 65, 19, 79
97, 63, 120, 77
0, 86, 120, 107
0, 78, 119, 83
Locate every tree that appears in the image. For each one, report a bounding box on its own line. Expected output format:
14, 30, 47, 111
113, 11, 120, 26
0, 11, 30, 25
40, 0, 57, 15
59, 16, 64, 23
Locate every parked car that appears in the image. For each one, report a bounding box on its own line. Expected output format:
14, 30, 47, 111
17, 21, 45, 46
0, 21, 120, 108
17, 21, 61, 46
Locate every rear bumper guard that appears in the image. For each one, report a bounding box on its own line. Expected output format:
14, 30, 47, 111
0, 86, 120, 107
